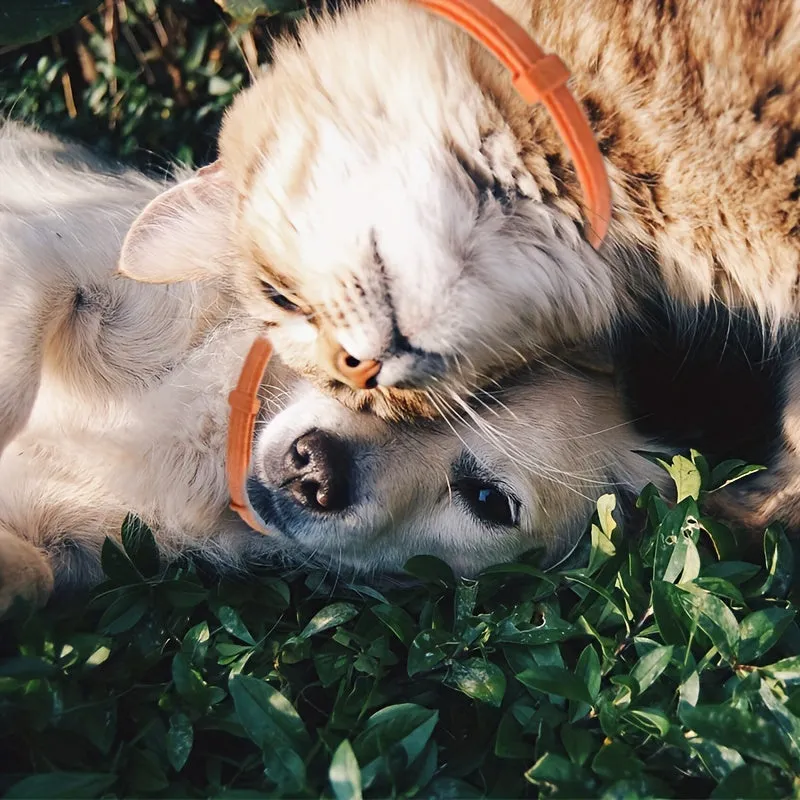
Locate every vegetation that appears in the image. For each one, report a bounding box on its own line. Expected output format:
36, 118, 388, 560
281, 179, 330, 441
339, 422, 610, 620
1, 454, 799, 797
0, 0, 306, 170
2, 3, 799, 797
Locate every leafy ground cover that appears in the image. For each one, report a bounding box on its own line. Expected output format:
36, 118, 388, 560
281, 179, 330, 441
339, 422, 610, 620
1, 454, 799, 798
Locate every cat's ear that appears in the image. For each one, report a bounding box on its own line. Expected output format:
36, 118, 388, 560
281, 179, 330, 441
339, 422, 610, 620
118, 161, 235, 284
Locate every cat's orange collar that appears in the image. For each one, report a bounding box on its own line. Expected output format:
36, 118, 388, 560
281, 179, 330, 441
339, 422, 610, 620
227, 0, 612, 533
414, 0, 610, 247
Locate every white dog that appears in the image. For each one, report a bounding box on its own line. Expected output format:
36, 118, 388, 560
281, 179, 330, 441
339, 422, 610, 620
0, 122, 794, 616
0, 122, 681, 613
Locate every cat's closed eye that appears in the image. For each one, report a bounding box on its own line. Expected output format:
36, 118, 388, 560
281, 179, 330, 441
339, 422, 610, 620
260, 281, 303, 314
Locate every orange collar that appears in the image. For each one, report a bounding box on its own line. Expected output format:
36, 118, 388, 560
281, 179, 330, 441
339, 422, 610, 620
415, 0, 610, 247
227, 0, 612, 532
227, 336, 273, 531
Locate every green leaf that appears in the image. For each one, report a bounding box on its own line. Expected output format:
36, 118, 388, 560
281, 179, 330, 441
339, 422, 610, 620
0, 0, 100, 46
329, 739, 362, 800
97, 588, 148, 635
372, 604, 416, 645
761, 654, 800, 686
182, 621, 211, 665
516, 666, 593, 705
172, 652, 207, 701
263, 747, 307, 794
167, 712, 194, 772
758, 680, 800, 770
692, 576, 746, 605
447, 658, 506, 707
625, 707, 671, 737
0, 656, 57, 679
297, 602, 359, 640
710, 764, 783, 799
214, 0, 301, 23
408, 629, 452, 676
100, 536, 142, 585
737, 608, 795, 663
216, 605, 256, 646
161, 579, 207, 609
229, 673, 310, 753
4, 772, 116, 799
560, 726, 596, 767
454, 579, 479, 631
709, 460, 767, 492
680, 586, 740, 662
354, 704, 438, 788
691, 738, 745, 782
680, 704, 792, 769
494, 705, 536, 760
702, 561, 761, 585
747, 525, 794, 599
403, 555, 455, 587
630, 644, 673, 694
667, 454, 702, 502
653, 499, 700, 583
120, 514, 161, 577
424, 778, 484, 798
525, 753, 594, 797
569, 644, 600, 722
651, 581, 690, 645
587, 494, 618, 574
591, 740, 644, 781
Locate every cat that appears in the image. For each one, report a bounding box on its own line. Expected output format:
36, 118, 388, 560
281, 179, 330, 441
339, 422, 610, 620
118, 0, 800, 422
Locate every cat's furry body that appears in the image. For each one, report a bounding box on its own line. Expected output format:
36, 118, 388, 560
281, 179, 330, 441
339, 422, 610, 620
120, 0, 800, 419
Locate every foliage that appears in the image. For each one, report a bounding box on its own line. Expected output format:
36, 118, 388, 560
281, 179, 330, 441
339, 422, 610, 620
1, 453, 799, 798
0, 0, 308, 170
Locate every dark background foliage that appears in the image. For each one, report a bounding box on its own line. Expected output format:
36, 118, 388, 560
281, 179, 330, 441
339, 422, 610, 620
0, 0, 308, 170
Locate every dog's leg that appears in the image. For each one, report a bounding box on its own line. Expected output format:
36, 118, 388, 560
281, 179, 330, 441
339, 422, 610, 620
0, 226, 66, 455
0, 526, 54, 616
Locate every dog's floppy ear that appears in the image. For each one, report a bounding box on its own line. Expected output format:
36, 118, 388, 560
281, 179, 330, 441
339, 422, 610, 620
118, 161, 235, 284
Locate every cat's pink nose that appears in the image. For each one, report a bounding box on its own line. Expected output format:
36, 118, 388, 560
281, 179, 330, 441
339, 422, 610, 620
334, 349, 382, 390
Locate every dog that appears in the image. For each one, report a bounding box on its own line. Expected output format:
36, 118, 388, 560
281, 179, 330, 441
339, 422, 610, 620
0, 121, 662, 614
1, 122, 796, 617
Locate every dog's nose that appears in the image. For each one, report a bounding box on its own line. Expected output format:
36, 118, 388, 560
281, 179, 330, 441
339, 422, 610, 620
278, 429, 350, 511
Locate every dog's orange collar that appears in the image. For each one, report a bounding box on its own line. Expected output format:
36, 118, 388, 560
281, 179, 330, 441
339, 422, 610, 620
227, 336, 273, 530
227, 0, 612, 532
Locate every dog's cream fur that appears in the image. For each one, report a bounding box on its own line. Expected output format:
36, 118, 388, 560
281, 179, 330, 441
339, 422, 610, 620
118, 0, 800, 420
0, 122, 683, 613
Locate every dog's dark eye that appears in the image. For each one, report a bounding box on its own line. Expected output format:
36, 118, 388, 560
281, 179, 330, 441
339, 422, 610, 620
261, 282, 301, 313
456, 477, 519, 527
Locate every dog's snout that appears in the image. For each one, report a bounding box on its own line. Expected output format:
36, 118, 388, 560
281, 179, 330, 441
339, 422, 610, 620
280, 429, 350, 511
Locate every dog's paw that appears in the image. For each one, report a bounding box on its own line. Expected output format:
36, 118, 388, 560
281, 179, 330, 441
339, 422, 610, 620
0, 530, 54, 617
705, 471, 800, 537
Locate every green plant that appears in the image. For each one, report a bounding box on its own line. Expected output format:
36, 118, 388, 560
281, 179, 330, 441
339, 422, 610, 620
1, 452, 798, 798
0, 0, 308, 170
